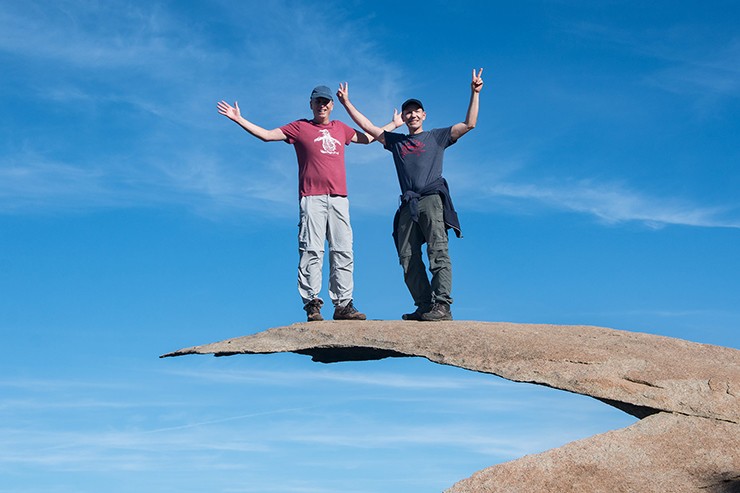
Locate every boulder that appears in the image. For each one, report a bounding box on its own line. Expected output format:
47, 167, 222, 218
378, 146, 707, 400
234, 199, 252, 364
162, 321, 740, 492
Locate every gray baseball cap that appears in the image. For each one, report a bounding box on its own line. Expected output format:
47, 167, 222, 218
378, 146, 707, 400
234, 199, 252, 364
310, 85, 334, 101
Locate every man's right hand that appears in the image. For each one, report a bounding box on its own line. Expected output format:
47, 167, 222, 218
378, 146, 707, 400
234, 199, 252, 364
217, 100, 241, 121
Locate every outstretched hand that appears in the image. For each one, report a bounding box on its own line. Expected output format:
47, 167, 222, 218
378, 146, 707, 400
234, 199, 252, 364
217, 100, 241, 121
392, 108, 403, 127
336, 82, 350, 104
471, 68, 484, 93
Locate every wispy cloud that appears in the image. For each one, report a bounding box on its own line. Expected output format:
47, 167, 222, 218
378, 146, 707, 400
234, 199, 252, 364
0, 1, 403, 217
0, 153, 118, 211
565, 21, 740, 100
0, 363, 633, 490
164, 366, 508, 390
3, 1, 736, 234
0, 1, 214, 72
480, 178, 740, 229
0, 397, 622, 473
0, 427, 271, 471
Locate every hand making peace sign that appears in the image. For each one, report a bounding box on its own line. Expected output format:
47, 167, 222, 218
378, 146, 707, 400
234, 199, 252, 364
471, 68, 484, 93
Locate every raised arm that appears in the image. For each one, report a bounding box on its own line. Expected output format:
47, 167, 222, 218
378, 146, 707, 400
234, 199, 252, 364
451, 68, 484, 141
217, 101, 287, 142
351, 110, 403, 144
337, 82, 394, 146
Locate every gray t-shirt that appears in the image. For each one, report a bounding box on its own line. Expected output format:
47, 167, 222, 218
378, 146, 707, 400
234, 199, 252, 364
383, 127, 456, 194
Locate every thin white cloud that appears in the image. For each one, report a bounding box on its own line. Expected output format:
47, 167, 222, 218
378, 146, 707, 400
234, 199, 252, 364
164, 366, 508, 390
3, 1, 736, 235
0, 1, 403, 217
0, 427, 271, 471
0, 155, 116, 211
482, 179, 740, 229
0, 2, 211, 71
565, 21, 740, 100
0, 365, 632, 483
282, 413, 626, 459
650, 41, 739, 99
0, 376, 130, 391
0, 147, 302, 216
0, 406, 616, 473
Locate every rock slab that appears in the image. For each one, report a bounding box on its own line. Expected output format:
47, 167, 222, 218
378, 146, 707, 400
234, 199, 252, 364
162, 321, 740, 492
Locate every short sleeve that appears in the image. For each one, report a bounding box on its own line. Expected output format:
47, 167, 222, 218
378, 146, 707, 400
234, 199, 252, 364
336, 121, 356, 145
383, 130, 401, 151
279, 120, 301, 144
434, 127, 455, 148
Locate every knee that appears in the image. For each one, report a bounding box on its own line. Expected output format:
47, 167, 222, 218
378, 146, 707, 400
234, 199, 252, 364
300, 249, 324, 264
399, 253, 425, 273
427, 248, 451, 271
329, 249, 353, 267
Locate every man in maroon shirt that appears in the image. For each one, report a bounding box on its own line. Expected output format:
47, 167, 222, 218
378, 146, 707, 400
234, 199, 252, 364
218, 86, 396, 321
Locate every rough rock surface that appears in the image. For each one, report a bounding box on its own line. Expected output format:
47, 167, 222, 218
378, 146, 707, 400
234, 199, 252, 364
162, 321, 740, 492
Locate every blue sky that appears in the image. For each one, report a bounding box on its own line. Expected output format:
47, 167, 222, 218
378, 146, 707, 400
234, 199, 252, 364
1, 0, 738, 491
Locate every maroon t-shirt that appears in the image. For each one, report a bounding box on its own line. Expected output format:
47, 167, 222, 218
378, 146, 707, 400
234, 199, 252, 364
280, 119, 357, 198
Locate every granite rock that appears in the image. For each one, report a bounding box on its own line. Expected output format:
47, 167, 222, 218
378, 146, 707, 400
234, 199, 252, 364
162, 321, 740, 492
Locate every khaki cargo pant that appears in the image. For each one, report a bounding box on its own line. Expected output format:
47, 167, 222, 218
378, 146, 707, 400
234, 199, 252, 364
298, 194, 354, 308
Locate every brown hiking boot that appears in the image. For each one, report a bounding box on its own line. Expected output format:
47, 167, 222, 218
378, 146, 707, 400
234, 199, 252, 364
304, 299, 323, 322
421, 302, 452, 321
333, 300, 366, 320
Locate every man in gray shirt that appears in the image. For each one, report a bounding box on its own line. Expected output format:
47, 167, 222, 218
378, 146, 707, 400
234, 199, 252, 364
337, 69, 484, 321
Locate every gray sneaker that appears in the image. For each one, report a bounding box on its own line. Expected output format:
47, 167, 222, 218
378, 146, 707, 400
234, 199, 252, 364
421, 302, 452, 321
333, 301, 366, 320
304, 299, 323, 322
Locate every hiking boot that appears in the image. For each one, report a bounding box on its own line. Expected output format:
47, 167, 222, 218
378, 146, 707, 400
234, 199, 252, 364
421, 302, 452, 321
333, 300, 366, 320
402, 307, 429, 321
304, 299, 323, 322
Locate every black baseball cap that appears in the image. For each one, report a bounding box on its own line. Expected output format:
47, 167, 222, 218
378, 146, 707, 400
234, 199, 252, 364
401, 98, 424, 111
